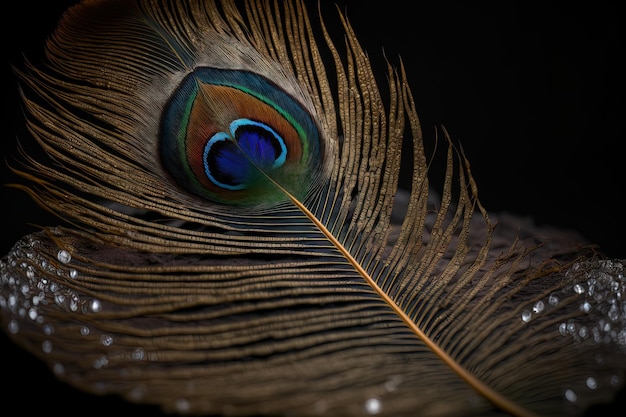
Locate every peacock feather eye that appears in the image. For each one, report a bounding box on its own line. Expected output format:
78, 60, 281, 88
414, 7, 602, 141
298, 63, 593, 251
160, 67, 321, 205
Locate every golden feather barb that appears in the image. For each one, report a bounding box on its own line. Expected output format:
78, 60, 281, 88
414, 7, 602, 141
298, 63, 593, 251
1, 1, 624, 416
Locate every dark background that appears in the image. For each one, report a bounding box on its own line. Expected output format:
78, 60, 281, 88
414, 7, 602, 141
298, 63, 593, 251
2, 0, 624, 415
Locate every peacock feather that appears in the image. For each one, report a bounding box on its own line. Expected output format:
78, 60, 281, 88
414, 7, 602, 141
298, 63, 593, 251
1, 1, 624, 416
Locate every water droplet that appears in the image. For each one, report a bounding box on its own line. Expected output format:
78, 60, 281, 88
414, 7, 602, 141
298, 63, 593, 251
175, 399, 190, 413
565, 389, 577, 403
43, 324, 54, 335
57, 250, 71, 264
384, 375, 403, 392
533, 301, 544, 314
587, 280, 596, 296
578, 326, 588, 339
573, 284, 585, 294
521, 310, 532, 323
548, 293, 559, 306
365, 398, 382, 415
28, 308, 38, 320
132, 348, 146, 361
580, 301, 592, 313
80, 326, 90, 336
610, 375, 620, 387
586, 376, 598, 390
129, 385, 146, 401
101, 335, 113, 346
592, 327, 602, 343
93, 355, 109, 369
90, 299, 102, 313
567, 322, 576, 335
42, 340, 53, 353
559, 323, 567, 336
8, 319, 19, 334
69, 295, 79, 311
69, 269, 78, 279
53, 363, 65, 375
54, 293, 65, 307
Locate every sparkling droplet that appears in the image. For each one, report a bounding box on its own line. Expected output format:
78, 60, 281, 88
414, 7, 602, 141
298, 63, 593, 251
101, 335, 113, 347
580, 301, 592, 313
53, 363, 65, 375
365, 398, 382, 415
548, 293, 559, 306
69, 269, 78, 279
54, 293, 65, 307
611, 281, 620, 292
578, 326, 588, 339
592, 327, 602, 343
94, 355, 109, 369
28, 308, 38, 320
80, 326, 90, 336
90, 299, 102, 313
565, 389, 577, 403
384, 375, 403, 392
533, 301, 544, 314
69, 295, 79, 312
8, 294, 17, 308
8, 319, 19, 334
559, 323, 567, 336
586, 376, 598, 390
521, 310, 532, 323
57, 250, 71, 264
573, 284, 585, 295
567, 322, 577, 335
42, 324, 54, 336
42, 340, 53, 353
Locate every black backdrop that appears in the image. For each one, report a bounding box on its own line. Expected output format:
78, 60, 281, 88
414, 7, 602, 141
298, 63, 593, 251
2, 1, 624, 415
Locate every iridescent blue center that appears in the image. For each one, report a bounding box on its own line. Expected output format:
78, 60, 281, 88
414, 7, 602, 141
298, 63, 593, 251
204, 119, 287, 190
